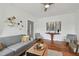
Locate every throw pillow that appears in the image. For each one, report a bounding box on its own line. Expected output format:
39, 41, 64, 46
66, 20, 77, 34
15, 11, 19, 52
21, 35, 29, 43
0, 42, 5, 51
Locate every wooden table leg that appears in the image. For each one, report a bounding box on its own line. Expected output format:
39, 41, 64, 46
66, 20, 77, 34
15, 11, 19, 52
50, 34, 54, 43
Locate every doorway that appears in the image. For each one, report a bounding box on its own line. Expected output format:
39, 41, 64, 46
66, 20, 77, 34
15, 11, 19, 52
27, 20, 34, 40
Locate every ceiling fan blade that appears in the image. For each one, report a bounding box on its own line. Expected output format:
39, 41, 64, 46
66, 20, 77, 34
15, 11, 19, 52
42, 3, 54, 12
42, 3, 54, 5
49, 3, 54, 5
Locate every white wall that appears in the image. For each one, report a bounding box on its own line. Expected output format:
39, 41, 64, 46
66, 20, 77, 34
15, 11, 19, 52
53, 13, 76, 36
74, 10, 79, 40
0, 4, 35, 37
0, 4, 79, 40
34, 13, 76, 40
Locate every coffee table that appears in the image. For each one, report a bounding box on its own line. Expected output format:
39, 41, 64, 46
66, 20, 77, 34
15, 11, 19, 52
26, 43, 48, 56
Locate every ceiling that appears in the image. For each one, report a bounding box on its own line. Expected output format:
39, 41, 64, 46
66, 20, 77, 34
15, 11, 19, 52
2, 3, 79, 19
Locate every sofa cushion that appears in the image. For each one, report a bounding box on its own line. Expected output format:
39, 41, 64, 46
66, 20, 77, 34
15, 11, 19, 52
0, 48, 14, 56
0, 35, 22, 46
8, 41, 32, 55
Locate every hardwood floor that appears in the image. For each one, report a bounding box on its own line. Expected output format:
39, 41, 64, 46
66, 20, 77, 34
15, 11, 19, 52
43, 39, 78, 56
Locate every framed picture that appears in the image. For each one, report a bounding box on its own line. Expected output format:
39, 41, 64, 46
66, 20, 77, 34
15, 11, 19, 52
46, 21, 61, 33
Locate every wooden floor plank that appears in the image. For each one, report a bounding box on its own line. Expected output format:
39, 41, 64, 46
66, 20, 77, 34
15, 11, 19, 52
43, 39, 77, 56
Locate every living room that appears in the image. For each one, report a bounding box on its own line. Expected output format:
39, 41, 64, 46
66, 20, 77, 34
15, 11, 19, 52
0, 3, 79, 56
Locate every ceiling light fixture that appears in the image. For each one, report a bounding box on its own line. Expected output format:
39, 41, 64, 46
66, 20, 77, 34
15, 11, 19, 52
42, 3, 54, 12
44, 4, 50, 8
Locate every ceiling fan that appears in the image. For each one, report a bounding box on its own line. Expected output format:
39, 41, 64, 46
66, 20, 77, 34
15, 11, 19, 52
42, 3, 54, 12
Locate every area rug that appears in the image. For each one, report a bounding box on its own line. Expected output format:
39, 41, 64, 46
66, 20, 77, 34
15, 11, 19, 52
48, 49, 63, 56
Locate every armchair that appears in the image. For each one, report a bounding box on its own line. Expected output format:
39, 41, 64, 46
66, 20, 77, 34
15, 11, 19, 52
66, 34, 78, 53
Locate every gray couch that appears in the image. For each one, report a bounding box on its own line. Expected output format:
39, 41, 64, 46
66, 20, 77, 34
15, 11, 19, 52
0, 35, 34, 56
